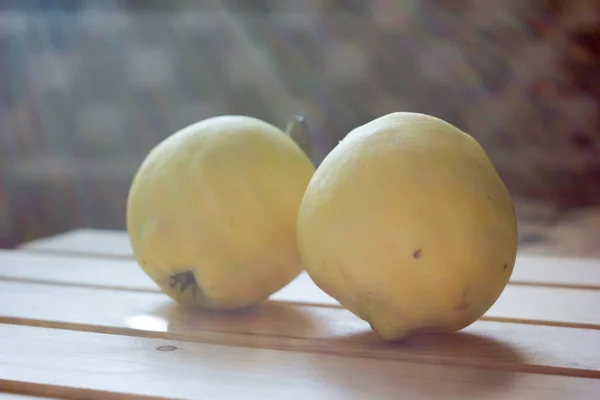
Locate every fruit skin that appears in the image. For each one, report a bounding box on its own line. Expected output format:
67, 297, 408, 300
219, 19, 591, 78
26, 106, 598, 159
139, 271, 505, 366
297, 112, 518, 341
127, 115, 315, 310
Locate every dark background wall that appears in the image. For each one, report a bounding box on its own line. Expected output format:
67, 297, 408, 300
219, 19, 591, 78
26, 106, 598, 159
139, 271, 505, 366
1, 0, 599, 246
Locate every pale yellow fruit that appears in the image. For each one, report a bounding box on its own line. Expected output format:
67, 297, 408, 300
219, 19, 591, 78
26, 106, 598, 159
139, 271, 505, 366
127, 115, 315, 310
297, 112, 518, 341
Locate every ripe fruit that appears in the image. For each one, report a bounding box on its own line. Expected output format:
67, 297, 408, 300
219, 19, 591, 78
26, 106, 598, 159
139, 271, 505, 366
127, 115, 315, 310
297, 112, 518, 341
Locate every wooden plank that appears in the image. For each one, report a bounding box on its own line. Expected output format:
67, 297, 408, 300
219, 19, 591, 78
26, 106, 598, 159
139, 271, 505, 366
1, 325, 600, 400
512, 254, 600, 290
0, 281, 599, 378
1, 385, 159, 400
17, 229, 131, 259
16, 230, 600, 290
1, 251, 599, 328
0, 250, 158, 292
0, 395, 49, 400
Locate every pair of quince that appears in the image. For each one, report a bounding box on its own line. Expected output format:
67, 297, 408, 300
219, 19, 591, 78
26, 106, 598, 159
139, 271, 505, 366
126, 112, 518, 342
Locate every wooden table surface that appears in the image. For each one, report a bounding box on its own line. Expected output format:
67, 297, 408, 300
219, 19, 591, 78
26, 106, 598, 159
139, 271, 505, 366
1, 229, 599, 399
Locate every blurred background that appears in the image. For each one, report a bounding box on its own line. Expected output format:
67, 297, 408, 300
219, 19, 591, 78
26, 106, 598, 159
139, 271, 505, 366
1, 0, 599, 255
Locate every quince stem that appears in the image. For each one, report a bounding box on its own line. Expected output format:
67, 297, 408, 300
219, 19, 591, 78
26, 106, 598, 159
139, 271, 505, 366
285, 115, 314, 161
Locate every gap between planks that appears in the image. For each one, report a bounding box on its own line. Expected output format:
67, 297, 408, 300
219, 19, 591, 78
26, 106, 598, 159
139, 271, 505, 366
1, 324, 600, 400
0, 280, 600, 379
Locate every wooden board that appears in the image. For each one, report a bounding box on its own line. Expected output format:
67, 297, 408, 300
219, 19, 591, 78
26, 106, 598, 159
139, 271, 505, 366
0, 395, 49, 400
1, 250, 599, 328
16, 230, 600, 290
6, 249, 599, 294
4, 228, 600, 398
0, 250, 159, 292
1, 279, 599, 378
17, 229, 131, 259
2, 324, 599, 400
